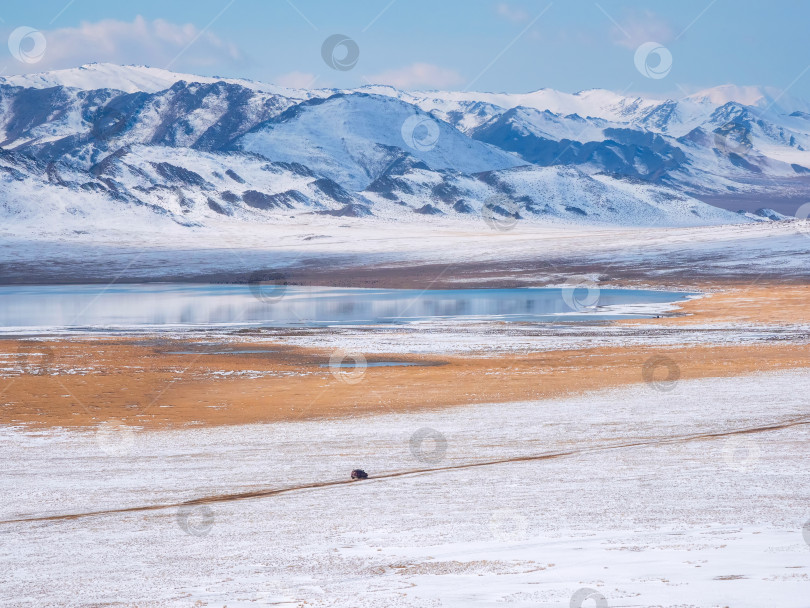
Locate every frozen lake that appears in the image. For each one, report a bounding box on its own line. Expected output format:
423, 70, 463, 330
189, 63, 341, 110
0, 284, 692, 331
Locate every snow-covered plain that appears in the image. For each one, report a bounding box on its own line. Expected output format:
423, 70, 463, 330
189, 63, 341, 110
2, 371, 809, 607
3, 63, 810, 608
2, 214, 809, 285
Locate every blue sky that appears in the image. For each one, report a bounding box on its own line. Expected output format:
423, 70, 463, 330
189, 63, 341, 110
1, 0, 808, 98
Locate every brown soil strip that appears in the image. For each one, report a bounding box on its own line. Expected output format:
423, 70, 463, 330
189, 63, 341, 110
625, 284, 810, 325
1, 338, 807, 429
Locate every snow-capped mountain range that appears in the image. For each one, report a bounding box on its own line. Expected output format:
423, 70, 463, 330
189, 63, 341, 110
2, 62, 808, 233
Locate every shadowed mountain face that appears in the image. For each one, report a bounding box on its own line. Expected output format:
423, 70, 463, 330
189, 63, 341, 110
470, 109, 687, 181
0, 64, 807, 231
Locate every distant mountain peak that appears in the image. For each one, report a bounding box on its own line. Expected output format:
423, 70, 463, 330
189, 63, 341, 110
0, 63, 317, 98
685, 84, 808, 114
0, 63, 807, 234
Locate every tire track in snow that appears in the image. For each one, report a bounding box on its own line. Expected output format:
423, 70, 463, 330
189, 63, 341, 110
3, 414, 809, 526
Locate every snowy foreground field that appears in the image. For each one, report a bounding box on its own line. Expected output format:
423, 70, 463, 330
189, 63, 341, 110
2, 371, 809, 607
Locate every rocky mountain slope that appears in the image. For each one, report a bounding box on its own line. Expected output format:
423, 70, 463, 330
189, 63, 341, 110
1, 63, 807, 234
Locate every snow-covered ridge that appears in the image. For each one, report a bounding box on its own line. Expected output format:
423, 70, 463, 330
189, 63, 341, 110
7, 63, 809, 125
7, 64, 806, 117
0, 62, 321, 98
0, 62, 808, 237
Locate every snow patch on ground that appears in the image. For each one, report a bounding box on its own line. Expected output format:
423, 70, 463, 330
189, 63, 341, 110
2, 370, 809, 606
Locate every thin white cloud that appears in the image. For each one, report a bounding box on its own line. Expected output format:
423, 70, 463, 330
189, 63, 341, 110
496, 3, 531, 23
609, 11, 675, 49
366, 62, 464, 90
6, 16, 242, 74
274, 71, 319, 89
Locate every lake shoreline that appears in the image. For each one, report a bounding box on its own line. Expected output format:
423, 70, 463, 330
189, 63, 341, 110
2, 283, 808, 430
0, 284, 693, 332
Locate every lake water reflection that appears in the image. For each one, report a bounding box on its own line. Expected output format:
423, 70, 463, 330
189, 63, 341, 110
0, 284, 690, 331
